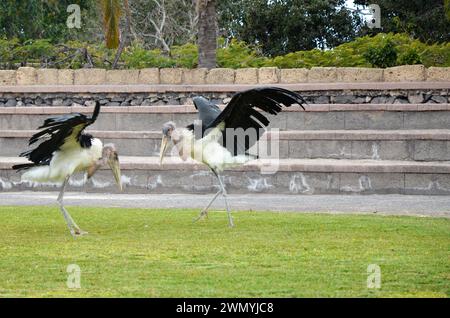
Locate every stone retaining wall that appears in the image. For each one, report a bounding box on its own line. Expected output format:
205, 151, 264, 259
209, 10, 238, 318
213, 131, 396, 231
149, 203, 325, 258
0, 65, 449, 86
0, 89, 448, 107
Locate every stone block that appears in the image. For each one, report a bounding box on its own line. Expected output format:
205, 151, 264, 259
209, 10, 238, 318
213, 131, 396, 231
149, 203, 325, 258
234, 68, 258, 84
16, 67, 37, 85
182, 68, 207, 84
58, 69, 74, 85
336, 67, 383, 82
279, 68, 308, 83
160, 68, 183, 84
258, 67, 279, 84
308, 67, 337, 82
74, 68, 106, 85
106, 70, 139, 84
384, 65, 426, 82
37, 68, 58, 85
426, 67, 450, 81
138, 68, 160, 84
206, 68, 235, 84
0, 70, 16, 85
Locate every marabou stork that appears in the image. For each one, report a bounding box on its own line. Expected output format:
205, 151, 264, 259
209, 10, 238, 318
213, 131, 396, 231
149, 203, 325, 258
159, 87, 306, 227
12, 102, 122, 237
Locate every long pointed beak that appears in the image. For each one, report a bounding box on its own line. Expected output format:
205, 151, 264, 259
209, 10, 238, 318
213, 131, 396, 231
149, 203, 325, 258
159, 136, 169, 165
108, 158, 122, 191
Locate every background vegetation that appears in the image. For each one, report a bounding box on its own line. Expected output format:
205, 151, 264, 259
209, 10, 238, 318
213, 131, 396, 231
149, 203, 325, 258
0, 0, 449, 69
1, 33, 448, 69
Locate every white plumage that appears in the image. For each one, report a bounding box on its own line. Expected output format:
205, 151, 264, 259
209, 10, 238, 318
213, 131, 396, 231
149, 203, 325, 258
159, 87, 306, 227
22, 138, 103, 183
13, 102, 122, 237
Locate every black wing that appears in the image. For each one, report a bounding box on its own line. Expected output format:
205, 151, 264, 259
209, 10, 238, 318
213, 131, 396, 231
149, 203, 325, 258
186, 96, 221, 138
12, 102, 101, 171
204, 87, 306, 156
193, 96, 221, 126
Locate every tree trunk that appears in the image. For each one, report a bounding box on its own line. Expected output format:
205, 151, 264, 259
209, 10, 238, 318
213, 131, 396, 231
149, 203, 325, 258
197, 0, 217, 69
112, 0, 131, 69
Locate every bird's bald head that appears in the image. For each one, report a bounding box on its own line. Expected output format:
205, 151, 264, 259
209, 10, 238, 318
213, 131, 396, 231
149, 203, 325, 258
162, 121, 176, 137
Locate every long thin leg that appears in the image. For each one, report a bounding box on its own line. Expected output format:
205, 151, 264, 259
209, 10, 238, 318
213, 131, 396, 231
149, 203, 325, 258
215, 172, 234, 227
57, 175, 87, 237
193, 189, 221, 222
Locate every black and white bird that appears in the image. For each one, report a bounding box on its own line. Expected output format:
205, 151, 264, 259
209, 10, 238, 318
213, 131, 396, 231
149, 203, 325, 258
12, 102, 122, 237
159, 87, 306, 227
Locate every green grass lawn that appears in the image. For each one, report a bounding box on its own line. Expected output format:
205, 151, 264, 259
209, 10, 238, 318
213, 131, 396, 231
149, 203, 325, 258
0, 206, 448, 298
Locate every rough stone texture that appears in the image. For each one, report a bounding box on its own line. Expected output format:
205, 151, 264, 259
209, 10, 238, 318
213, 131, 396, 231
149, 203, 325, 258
408, 93, 424, 104
426, 67, 450, 82
0, 70, 16, 85
258, 67, 279, 84
36, 69, 58, 85
384, 65, 426, 82
58, 69, 74, 85
206, 68, 235, 84
404, 174, 450, 195
182, 68, 207, 84
2, 67, 450, 86
413, 141, 450, 161
280, 68, 308, 84
138, 68, 160, 84
308, 67, 337, 82
234, 68, 258, 84
1, 164, 450, 195
336, 67, 383, 82
160, 68, 183, 84
74, 69, 106, 85
16, 67, 37, 85
106, 70, 139, 85
339, 173, 405, 194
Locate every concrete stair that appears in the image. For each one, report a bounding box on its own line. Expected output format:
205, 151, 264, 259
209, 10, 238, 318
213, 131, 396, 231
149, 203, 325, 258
1, 156, 450, 195
1, 129, 450, 161
0, 82, 449, 195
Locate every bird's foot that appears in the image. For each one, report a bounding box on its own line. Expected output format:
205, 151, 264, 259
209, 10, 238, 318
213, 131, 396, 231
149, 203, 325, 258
71, 228, 88, 237
193, 210, 208, 223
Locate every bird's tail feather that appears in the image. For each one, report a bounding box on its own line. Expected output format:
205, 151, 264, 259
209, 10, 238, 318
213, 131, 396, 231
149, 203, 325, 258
21, 166, 51, 183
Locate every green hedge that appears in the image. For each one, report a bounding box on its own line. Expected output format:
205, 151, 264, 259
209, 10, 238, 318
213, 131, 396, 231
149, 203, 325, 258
0, 33, 449, 69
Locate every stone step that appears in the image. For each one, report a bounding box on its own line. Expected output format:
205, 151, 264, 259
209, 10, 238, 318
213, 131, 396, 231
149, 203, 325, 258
1, 156, 450, 195
1, 129, 449, 161
1, 104, 450, 131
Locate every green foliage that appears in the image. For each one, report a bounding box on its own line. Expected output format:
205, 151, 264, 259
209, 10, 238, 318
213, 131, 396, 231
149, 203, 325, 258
217, 39, 269, 68
121, 43, 176, 69
363, 39, 398, 68
0, 33, 449, 69
269, 33, 450, 69
398, 48, 423, 65
171, 43, 198, 68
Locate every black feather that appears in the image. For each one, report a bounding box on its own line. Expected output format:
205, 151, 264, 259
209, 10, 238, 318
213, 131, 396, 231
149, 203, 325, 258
13, 101, 101, 171
201, 87, 306, 155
